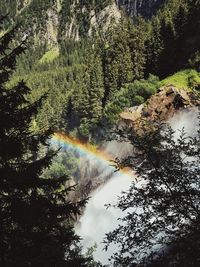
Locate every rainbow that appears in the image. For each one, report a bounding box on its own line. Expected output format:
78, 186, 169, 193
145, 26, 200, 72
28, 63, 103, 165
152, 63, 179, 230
52, 132, 134, 178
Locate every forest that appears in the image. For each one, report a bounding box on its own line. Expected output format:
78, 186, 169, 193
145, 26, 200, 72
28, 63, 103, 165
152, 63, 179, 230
0, 0, 200, 266
8, 0, 200, 141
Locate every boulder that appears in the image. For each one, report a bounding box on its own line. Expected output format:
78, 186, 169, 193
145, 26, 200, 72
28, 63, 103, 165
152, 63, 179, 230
120, 86, 199, 127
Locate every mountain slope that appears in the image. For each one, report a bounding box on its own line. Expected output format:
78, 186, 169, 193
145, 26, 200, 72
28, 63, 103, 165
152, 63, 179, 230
1, 0, 120, 45
116, 0, 165, 18
1, 0, 166, 46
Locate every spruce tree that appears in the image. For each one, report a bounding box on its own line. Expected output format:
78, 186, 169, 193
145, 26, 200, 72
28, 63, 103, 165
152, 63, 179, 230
145, 16, 163, 76
102, 19, 133, 105
0, 17, 95, 267
70, 45, 104, 139
128, 17, 147, 80
157, 16, 176, 78
86, 48, 104, 130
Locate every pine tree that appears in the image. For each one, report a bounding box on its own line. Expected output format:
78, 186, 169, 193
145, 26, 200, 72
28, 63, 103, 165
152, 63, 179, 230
145, 16, 163, 76
0, 17, 96, 267
79, 48, 104, 139
128, 17, 147, 80
102, 19, 133, 105
144, 0, 200, 78
157, 15, 176, 78
86, 48, 104, 128
179, 0, 200, 69
71, 66, 90, 127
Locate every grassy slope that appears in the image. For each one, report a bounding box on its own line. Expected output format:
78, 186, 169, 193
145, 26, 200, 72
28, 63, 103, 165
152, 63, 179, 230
39, 48, 60, 64
160, 69, 200, 90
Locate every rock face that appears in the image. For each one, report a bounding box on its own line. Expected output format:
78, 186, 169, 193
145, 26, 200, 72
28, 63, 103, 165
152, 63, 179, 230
1, 0, 165, 47
120, 86, 200, 127
1, 0, 121, 46
116, 0, 165, 19
63, 1, 121, 41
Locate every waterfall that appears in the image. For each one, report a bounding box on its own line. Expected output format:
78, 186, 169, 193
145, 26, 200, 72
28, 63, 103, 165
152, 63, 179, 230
76, 171, 133, 264
51, 108, 199, 265
75, 108, 199, 264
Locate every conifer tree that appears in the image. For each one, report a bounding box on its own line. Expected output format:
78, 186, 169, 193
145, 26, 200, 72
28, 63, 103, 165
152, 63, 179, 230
145, 16, 163, 76
157, 16, 176, 77
128, 17, 147, 80
0, 17, 96, 267
86, 48, 104, 127
78, 47, 104, 139
179, 0, 200, 69
102, 19, 133, 105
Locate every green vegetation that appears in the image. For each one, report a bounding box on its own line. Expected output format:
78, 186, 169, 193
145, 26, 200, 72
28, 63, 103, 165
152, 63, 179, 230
42, 151, 79, 181
5, 0, 200, 142
0, 19, 97, 267
160, 69, 200, 90
39, 47, 59, 64
145, 0, 200, 78
1, 0, 200, 266
104, 75, 159, 125
10, 66, 76, 131
105, 118, 200, 267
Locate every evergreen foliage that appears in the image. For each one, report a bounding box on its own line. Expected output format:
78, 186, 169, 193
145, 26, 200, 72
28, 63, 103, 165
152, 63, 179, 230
3, 0, 200, 141
145, 0, 200, 78
1, 1, 200, 265
102, 19, 134, 105
128, 17, 147, 80
103, 75, 159, 126
0, 17, 97, 267
69, 45, 104, 139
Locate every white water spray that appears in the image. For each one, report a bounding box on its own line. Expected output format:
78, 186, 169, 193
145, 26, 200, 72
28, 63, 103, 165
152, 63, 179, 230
76, 108, 199, 264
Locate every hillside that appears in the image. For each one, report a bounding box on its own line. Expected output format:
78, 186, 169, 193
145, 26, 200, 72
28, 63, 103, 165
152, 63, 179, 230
1, 1, 200, 266
3, 0, 200, 142
1, 0, 118, 45
117, 0, 165, 18
1, 0, 165, 46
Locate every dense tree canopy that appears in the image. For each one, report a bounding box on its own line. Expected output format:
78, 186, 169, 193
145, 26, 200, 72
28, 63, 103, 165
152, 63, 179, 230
0, 17, 98, 267
4, 0, 199, 142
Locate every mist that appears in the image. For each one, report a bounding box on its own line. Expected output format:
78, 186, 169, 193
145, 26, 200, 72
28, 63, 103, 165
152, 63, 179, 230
75, 108, 199, 265
170, 107, 199, 138
76, 172, 132, 264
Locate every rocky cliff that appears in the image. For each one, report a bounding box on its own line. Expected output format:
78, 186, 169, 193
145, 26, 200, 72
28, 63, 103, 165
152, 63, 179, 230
1, 0, 165, 46
1, 0, 121, 46
116, 0, 165, 19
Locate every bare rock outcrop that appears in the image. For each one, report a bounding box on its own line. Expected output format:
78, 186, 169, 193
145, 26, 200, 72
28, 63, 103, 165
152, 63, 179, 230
120, 86, 199, 127
116, 0, 165, 19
